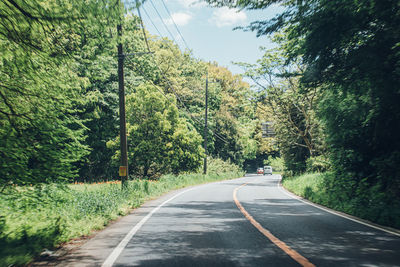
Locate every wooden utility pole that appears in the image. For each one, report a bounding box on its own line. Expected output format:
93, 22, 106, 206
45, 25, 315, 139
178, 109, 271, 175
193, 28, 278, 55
203, 73, 209, 175
117, 21, 128, 187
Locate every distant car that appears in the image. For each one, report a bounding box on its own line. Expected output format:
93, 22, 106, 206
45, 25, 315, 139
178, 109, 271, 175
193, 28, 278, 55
257, 167, 264, 175
264, 166, 273, 175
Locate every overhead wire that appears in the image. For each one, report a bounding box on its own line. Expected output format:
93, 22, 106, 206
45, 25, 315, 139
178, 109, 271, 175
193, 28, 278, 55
159, 0, 191, 53
128, 54, 228, 144
148, 0, 179, 47
141, 5, 185, 56
141, 5, 164, 42
134, 1, 229, 144
135, 0, 151, 52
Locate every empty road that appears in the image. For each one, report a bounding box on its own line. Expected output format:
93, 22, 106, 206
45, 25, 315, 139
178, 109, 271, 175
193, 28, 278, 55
57, 175, 400, 267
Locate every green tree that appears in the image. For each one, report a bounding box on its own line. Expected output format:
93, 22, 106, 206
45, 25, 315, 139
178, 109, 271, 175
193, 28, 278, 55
206, 64, 258, 167
205, 0, 400, 225
240, 45, 325, 174
0, 0, 116, 186
107, 83, 203, 178
75, 14, 149, 182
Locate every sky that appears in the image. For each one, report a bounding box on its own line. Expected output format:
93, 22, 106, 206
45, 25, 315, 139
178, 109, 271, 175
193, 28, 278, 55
136, 0, 283, 84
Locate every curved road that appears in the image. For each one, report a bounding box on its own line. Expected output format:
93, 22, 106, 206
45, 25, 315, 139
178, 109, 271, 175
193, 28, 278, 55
57, 175, 400, 267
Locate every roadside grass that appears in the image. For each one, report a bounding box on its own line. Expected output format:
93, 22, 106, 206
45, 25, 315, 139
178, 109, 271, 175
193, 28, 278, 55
282, 172, 325, 203
282, 172, 400, 230
0, 171, 243, 266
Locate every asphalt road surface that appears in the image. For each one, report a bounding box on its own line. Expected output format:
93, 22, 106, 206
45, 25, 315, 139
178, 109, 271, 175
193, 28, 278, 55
56, 175, 400, 267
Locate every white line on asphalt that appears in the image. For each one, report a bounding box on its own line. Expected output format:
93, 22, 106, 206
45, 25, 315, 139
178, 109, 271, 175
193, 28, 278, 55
101, 187, 194, 267
277, 175, 400, 237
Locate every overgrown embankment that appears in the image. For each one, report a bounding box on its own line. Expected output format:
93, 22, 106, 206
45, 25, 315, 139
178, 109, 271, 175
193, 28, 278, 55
282, 172, 400, 230
0, 167, 243, 266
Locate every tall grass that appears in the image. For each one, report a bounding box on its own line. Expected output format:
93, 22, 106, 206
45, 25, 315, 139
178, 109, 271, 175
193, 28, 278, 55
282, 172, 325, 202
0, 171, 243, 266
282, 172, 400, 230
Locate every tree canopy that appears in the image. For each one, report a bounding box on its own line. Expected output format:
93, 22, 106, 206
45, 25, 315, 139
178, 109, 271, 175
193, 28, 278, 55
206, 0, 400, 225
1, 1, 260, 187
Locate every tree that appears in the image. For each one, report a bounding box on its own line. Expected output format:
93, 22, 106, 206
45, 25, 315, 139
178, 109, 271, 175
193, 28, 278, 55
205, 0, 400, 225
107, 83, 203, 178
239, 44, 325, 174
0, 0, 117, 186
75, 14, 149, 181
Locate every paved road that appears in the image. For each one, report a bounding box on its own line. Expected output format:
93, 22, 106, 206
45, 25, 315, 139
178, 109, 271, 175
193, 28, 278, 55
57, 175, 400, 267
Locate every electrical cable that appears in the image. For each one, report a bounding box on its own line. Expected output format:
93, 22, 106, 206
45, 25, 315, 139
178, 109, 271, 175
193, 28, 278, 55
136, 0, 151, 53
148, 0, 179, 47
130, 59, 228, 144
160, 0, 191, 53
141, 5, 164, 42
134, 1, 229, 144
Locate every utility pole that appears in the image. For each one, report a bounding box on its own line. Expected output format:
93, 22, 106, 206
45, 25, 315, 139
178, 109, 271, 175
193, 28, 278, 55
117, 15, 128, 188
203, 73, 209, 175
203, 73, 220, 175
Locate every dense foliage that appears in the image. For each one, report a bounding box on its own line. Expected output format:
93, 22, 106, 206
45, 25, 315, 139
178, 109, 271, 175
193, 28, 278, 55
206, 0, 400, 225
107, 84, 204, 177
0, 0, 118, 186
239, 43, 325, 175
1, 1, 259, 188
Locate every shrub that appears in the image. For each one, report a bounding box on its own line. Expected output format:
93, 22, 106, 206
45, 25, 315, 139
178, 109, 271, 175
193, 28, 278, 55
263, 156, 284, 172
306, 155, 331, 173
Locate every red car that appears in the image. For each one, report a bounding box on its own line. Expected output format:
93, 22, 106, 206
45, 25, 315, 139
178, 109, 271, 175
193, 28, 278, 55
257, 167, 264, 175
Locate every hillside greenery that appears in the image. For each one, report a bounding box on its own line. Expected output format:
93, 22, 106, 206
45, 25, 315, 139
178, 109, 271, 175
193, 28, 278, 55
206, 0, 400, 227
0, 1, 260, 188
2, 0, 399, 264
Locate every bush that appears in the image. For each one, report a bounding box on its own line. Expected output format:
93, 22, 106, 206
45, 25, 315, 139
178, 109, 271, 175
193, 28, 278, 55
263, 156, 284, 172
283, 172, 400, 229
306, 155, 331, 173
206, 157, 243, 175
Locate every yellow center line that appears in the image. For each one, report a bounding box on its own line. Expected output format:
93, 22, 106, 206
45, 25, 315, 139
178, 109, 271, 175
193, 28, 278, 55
233, 183, 315, 267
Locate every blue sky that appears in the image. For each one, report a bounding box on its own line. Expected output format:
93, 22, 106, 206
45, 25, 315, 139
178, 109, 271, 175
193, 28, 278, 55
137, 0, 282, 82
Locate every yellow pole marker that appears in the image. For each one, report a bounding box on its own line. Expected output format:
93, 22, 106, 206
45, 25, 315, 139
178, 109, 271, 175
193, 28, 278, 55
233, 183, 315, 267
119, 166, 127, 177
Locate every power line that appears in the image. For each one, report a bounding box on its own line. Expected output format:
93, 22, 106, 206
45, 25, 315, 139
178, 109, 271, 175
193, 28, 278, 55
135, 2, 229, 144
160, 0, 191, 53
141, 5, 182, 55
141, 5, 164, 42
130, 60, 228, 144
135, 0, 151, 53
148, 0, 179, 47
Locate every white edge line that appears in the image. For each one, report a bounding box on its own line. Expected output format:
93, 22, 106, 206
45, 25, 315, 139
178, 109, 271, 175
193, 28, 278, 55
276, 175, 400, 237
101, 187, 194, 267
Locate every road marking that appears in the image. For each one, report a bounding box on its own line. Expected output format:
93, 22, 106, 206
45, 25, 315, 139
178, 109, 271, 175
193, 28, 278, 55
233, 183, 315, 267
277, 176, 400, 237
102, 187, 194, 267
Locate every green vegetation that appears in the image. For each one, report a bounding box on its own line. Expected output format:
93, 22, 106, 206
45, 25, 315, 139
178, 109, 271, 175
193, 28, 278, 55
0, 2, 256, 265
106, 83, 204, 178
263, 156, 284, 172
2, 0, 399, 264
0, 2, 259, 187
0, 159, 243, 266
282, 173, 325, 202
207, 0, 400, 227
283, 173, 400, 229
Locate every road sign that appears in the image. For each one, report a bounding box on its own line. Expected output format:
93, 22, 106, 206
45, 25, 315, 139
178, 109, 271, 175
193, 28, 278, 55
262, 122, 275, 137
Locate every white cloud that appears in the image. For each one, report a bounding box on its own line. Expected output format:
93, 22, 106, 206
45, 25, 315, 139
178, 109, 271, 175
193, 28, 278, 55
209, 7, 247, 27
166, 12, 192, 26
